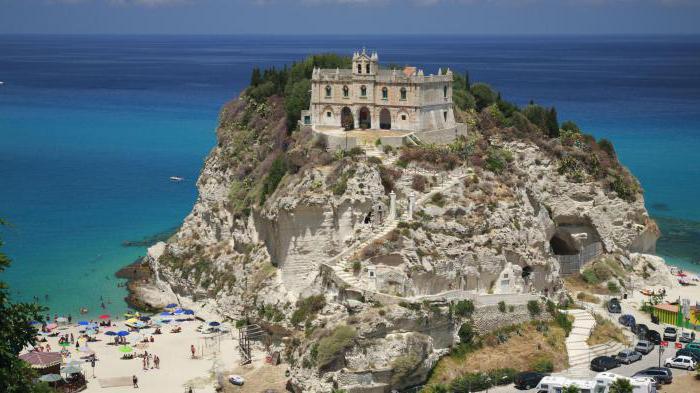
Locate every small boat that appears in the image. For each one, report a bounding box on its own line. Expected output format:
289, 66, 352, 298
0, 81, 4, 85
169, 176, 184, 182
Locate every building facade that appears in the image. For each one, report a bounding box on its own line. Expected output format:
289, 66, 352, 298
303, 49, 456, 132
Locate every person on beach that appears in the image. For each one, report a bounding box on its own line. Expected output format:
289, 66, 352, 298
132, 375, 138, 388
154, 355, 160, 369
70, 333, 74, 343
191, 344, 196, 359
68, 314, 72, 323
143, 357, 148, 370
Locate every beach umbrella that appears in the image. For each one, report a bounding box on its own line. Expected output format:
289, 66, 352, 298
104, 331, 117, 336
118, 345, 133, 353
183, 309, 195, 315
160, 319, 171, 324
166, 303, 178, 308
39, 374, 62, 382
58, 342, 71, 348
77, 321, 89, 326
61, 365, 82, 375
117, 331, 130, 337
56, 317, 68, 323
159, 311, 171, 316
209, 321, 220, 327
99, 314, 110, 319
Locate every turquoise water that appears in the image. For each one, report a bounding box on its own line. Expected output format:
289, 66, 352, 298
1, 35, 699, 317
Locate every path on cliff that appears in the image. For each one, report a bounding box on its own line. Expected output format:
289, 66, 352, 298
561, 307, 628, 377
326, 165, 471, 298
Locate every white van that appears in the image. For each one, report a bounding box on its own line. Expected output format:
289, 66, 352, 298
536, 373, 656, 393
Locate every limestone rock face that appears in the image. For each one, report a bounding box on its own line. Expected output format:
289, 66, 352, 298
139, 95, 669, 393
628, 253, 680, 289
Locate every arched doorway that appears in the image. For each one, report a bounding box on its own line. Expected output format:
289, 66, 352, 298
359, 107, 371, 129
341, 107, 354, 131
379, 108, 391, 130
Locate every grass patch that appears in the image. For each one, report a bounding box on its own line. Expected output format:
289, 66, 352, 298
316, 325, 357, 369
576, 291, 601, 304
290, 295, 326, 326
587, 314, 630, 347
428, 321, 568, 386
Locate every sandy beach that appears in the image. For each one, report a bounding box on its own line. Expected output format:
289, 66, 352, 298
24, 301, 288, 393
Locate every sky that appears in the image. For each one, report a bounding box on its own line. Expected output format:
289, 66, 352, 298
0, 0, 699, 35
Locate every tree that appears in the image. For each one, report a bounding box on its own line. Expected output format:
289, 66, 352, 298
608, 378, 633, 393
561, 120, 580, 134
464, 70, 470, 89
250, 67, 262, 87
0, 219, 48, 393
546, 107, 560, 138
470, 83, 497, 111
563, 385, 581, 393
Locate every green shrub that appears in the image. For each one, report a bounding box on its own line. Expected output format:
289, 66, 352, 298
316, 325, 357, 369
458, 322, 477, 345
430, 192, 446, 207
607, 281, 620, 294
453, 300, 475, 317
531, 355, 554, 373
420, 384, 449, 393
351, 260, 361, 273
290, 294, 326, 326
498, 301, 507, 313
555, 312, 573, 336
260, 155, 287, 204
485, 147, 513, 174
581, 268, 599, 285
470, 83, 497, 111
561, 120, 580, 134
527, 300, 541, 317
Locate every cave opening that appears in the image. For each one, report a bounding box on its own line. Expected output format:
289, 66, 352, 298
550, 233, 580, 256
521, 265, 533, 279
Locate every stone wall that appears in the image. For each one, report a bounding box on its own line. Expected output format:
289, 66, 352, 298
470, 302, 548, 334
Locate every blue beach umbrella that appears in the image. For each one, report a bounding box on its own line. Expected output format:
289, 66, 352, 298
78, 321, 89, 326
209, 321, 220, 327
173, 309, 184, 315
117, 331, 130, 337
166, 303, 177, 308
104, 331, 117, 336
159, 311, 171, 316
183, 310, 194, 315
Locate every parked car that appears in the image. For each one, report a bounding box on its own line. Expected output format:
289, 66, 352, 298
228, 375, 245, 386
633, 323, 650, 339
514, 372, 547, 389
619, 314, 636, 327
607, 298, 622, 313
663, 327, 678, 342
590, 356, 619, 371
647, 330, 662, 344
664, 355, 697, 371
679, 331, 696, 343
676, 348, 700, 362
632, 367, 673, 385
616, 349, 642, 364
684, 342, 700, 357
635, 340, 654, 355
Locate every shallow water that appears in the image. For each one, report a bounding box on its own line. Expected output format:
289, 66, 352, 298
1, 35, 699, 316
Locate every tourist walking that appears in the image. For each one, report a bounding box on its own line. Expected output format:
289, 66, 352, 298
154, 355, 160, 369
132, 375, 138, 388
142, 357, 147, 371
190, 344, 196, 359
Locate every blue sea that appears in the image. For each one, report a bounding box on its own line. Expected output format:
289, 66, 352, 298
1, 35, 700, 317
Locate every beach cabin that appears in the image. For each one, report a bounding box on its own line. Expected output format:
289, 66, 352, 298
536, 376, 596, 393
594, 372, 656, 393
652, 303, 700, 331
536, 374, 655, 393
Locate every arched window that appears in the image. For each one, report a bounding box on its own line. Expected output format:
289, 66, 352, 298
444, 85, 448, 98
325, 85, 332, 98
343, 85, 349, 97
360, 85, 367, 97
382, 87, 388, 100
357, 64, 362, 74
400, 87, 407, 100
366, 63, 371, 74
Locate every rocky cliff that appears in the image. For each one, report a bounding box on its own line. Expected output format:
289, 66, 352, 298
134, 86, 664, 391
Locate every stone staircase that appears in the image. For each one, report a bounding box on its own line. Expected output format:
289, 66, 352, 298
559, 308, 629, 378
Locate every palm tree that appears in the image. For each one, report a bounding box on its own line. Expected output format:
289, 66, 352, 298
608, 378, 633, 393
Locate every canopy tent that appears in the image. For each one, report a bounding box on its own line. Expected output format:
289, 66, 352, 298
19, 352, 63, 369
60, 365, 83, 375
39, 374, 62, 382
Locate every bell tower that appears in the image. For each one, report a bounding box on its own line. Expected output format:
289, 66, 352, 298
353, 48, 378, 76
